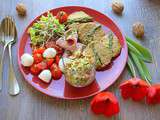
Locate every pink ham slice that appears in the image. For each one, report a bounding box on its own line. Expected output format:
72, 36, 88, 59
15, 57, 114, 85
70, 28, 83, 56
56, 37, 77, 52
56, 29, 79, 52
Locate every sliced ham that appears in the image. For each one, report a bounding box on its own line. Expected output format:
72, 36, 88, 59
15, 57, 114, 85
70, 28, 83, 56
56, 29, 78, 52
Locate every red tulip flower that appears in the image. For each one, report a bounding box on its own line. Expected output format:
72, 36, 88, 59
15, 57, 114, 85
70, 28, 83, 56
91, 92, 120, 117
146, 84, 160, 104
119, 78, 149, 102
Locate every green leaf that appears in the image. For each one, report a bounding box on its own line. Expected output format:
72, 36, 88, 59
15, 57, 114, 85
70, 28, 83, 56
139, 60, 152, 82
127, 55, 136, 77
127, 41, 145, 61
130, 51, 151, 83
126, 36, 152, 63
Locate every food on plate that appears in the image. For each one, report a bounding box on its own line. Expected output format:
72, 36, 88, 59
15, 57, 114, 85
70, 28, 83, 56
43, 48, 57, 58
38, 70, 52, 83
67, 23, 80, 30
100, 33, 121, 58
87, 40, 112, 69
55, 55, 60, 65
21, 53, 34, 67
132, 22, 144, 38
112, 1, 124, 14
21, 11, 122, 87
33, 53, 43, 64
71, 43, 86, 59
16, 3, 27, 16
45, 40, 63, 55
50, 63, 62, 80
67, 11, 93, 24
58, 57, 73, 72
45, 58, 54, 67
37, 61, 48, 71
28, 12, 65, 46
64, 57, 96, 87
82, 46, 96, 65
56, 29, 78, 52
33, 47, 45, 54
56, 11, 68, 24
78, 22, 105, 45
30, 64, 41, 75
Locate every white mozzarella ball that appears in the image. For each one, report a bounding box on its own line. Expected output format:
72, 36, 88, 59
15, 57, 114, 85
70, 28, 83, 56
59, 58, 72, 72
43, 48, 57, 58
21, 53, 34, 67
38, 70, 52, 83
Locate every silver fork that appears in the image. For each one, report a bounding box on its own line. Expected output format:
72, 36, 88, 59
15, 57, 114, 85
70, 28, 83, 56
0, 18, 13, 91
0, 16, 20, 95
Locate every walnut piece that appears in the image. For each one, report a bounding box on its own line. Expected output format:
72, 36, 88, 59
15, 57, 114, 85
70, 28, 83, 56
112, 1, 124, 14
132, 22, 144, 38
16, 3, 27, 16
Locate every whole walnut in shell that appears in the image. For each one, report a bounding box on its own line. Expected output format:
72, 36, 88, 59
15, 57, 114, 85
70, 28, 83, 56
16, 3, 27, 16
132, 22, 144, 38
112, 1, 124, 14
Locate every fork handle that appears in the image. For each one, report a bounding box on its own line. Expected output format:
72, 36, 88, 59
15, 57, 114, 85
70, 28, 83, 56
0, 47, 5, 91
8, 43, 20, 95
0, 44, 8, 91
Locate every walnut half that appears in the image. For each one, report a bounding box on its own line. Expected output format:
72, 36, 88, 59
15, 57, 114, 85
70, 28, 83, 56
132, 22, 144, 38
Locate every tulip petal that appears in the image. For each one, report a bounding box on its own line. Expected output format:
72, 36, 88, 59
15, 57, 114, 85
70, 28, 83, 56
147, 85, 160, 104
90, 92, 119, 117
119, 78, 149, 102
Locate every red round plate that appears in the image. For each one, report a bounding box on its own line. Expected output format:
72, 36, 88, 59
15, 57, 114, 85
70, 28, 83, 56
18, 6, 128, 100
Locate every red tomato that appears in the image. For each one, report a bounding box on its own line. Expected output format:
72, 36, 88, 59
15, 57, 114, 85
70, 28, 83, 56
45, 58, 54, 67
56, 46, 63, 55
55, 55, 60, 65
50, 63, 62, 80
33, 47, 45, 55
37, 61, 48, 71
45, 40, 63, 55
33, 53, 43, 64
56, 11, 68, 24
30, 64, 41, 75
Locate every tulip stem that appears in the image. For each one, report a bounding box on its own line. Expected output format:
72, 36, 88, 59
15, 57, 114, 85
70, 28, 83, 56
127, 55, 137, 78
144, 76, 152, 86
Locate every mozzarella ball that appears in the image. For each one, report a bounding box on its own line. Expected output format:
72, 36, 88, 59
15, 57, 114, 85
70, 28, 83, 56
21, 53, 34, 67
59, 57, 72, 72
38, 70, 52, 83
43, 48, 57, 58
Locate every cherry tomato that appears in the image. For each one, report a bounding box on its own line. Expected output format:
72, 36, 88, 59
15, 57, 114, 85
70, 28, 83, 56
55, 55, 60, 65
56, 11, 68, 24
30, 64, 41, 75
45, 40, 63, 55
50, 63, 62, 80
45, 58, 54, 67
33, 53, 43, 64
37, 61, 48, 71
33, 47, 45, 55
55, 46, 63, 55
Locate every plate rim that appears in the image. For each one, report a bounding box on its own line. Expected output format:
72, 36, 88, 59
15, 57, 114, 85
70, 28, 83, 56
17, 6, 128, 100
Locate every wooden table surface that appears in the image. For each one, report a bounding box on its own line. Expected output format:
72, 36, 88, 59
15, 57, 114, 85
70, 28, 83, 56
1, 0, 160, 120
